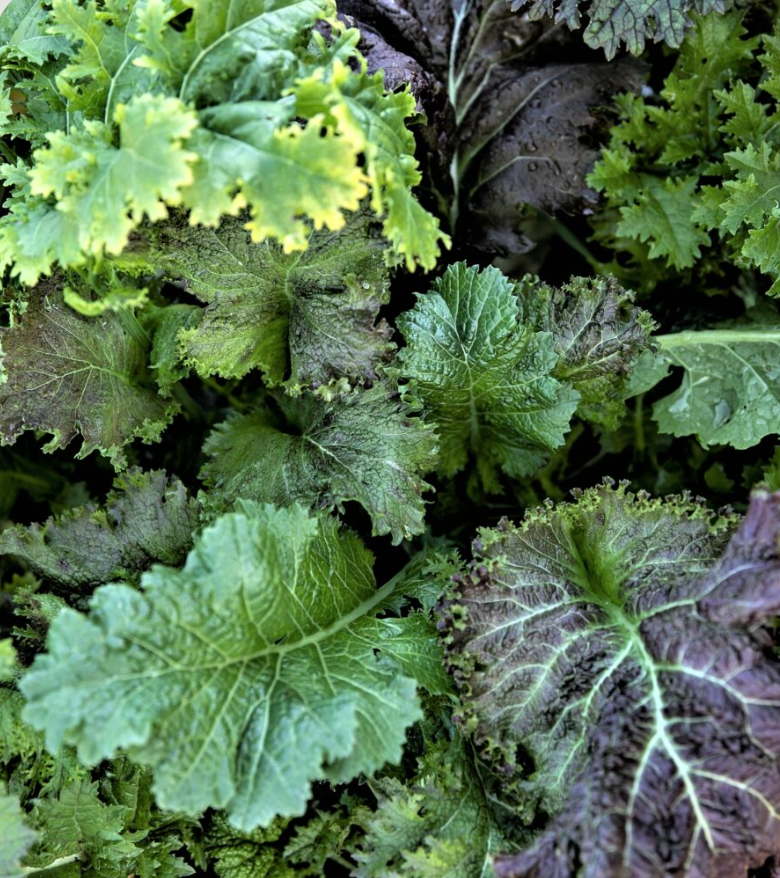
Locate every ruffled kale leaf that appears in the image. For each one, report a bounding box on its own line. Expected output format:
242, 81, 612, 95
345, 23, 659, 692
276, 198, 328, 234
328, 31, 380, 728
20, 503, 447, 829
0, 785, 36, 878
201, 385, 437, 544
0, 469, 199, 589
143, 209, 393, 389
0, 281, 178, 468
340, 0, 641, 255
441, 484, 780, 878
398, 264, 652, 490
0, 0, 447, 283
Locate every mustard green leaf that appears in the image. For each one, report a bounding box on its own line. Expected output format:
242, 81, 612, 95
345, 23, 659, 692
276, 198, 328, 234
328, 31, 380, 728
201, 385, 437, 544
0, 469, 199, 588
20, 503, 444, 828
398, 263, 578, 491
0, 282, 177, 467
147, 210, 392, 388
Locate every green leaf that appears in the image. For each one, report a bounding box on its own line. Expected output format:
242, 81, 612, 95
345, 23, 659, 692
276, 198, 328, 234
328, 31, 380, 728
615, 176, 710, 270
0, 283, 177, 467
0, 641, 17, 682
147, 210, 393, 388
47, 0, 153, 116
720, 142, 780, 235
515, 275, 655, 429
27, 93, 197, 262
350, 727, 501, 878
201, 385, 437, 544
442, 485, 780, 878
0, 469, 199, 588
513, 0, 723, 57
398, 263, 579, 491
20, 503, 444, 828
629, 326, 780, 449
0, 0, 69, 64
294, 59, 449, 271
0, 785, 36, 878
204, 813, 294, 878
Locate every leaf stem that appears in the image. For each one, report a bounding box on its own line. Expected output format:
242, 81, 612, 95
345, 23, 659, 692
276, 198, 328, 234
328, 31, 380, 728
532, 209, 608, 274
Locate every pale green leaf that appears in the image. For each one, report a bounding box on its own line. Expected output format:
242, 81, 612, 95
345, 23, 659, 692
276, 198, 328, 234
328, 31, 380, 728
20, 503, 444, 829
0, 785, 36, 878
630, 326, 780, 448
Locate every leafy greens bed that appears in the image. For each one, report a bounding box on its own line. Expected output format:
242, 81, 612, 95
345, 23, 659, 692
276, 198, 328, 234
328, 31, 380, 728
3, 1, 780, 877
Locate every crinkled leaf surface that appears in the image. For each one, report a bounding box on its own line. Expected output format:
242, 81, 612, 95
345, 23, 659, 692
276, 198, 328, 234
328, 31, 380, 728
0, 785, 36, 878
350, 724, 502, 878
442, 484, 780, 878
147, 210, 392, 387
0, 469, 199, 589
0, 283, 177, 467
398, 263, 578, 490
28, 93, 198, 260
628, 326, 780, 448
511, 0, 724, 57
20, 503, 445, 829
201, 386, 437, 544
516, 275, 655, 428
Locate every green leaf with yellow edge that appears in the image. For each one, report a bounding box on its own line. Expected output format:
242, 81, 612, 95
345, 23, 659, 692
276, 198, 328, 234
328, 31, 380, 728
28, 93, 197, 259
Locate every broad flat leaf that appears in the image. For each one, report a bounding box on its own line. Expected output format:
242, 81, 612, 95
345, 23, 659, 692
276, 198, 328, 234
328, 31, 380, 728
20, 503, 444, 829
0, 469, 199, 588
616, 176, 710, 270
441, 484, 780, 878
628, 326, 780, 449
511, 0, 723, 57
29, 93, 197, 259
398, 263, 578, 491
0, 786, 36, 878
0, 283, 177, 467
0, 0, 69, 64
200, 386, 437, 544
515, 275, 655, 428
341, 0, 641, 254
147, 210, 392, 388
